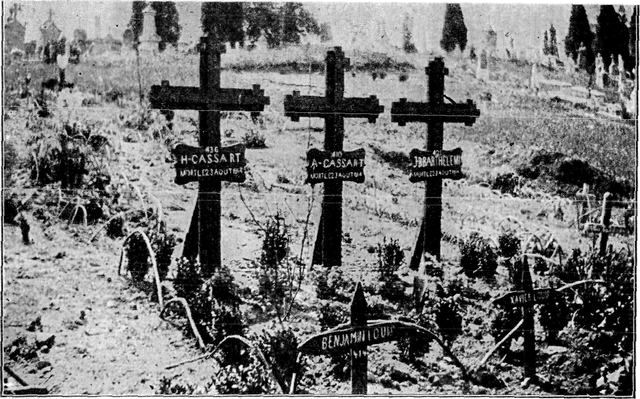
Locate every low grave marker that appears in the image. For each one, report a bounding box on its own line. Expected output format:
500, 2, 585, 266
149, 34, 270, 277
391, 57, 480, 267
292, 283, 465, 394
284, 47, 384, 268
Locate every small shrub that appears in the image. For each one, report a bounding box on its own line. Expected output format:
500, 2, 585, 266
489, 307, 522, 352
125, 232, 152, 283
538, 287, 572, 344
174, 257, 205, 305
497, 232, 520, 258
258, 214, 290, 303
491, 172, 519, 195
255, 327, 301, 393
106, 216, 125, 238
376, 237, 405, 283
314, 267, 352, 301
431, 287, 463, 346
459, 232, 498, 279
318, 302, 348, 331
3, 139, 19, 185
148, 222, 176, 281
243, 129, 267, 148
210, 357, 274, 394
156, 376, 197, 394
206, 265, 240, 307
209, 301, 248, 365
378, 278, 406, 305
397, 311, 433, 363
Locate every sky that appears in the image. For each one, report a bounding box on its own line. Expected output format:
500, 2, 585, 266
4, 2, 622, 53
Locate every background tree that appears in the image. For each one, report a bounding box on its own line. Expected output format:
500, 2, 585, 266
402, 13, 417, 53
595, 5, 628, 69
72, 28, 88, 53
549, 24, 558, 56
244, 3, 280, 47
629, 6, 637, 71
201, 2, 244, 48
565, 5, 594, 65
440, 4, 468, 52
128, 1, 181, 51
543, 30, 549, 55
281, 3, 320, 46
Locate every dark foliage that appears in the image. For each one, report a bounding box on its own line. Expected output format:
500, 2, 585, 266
242, 129, 267, 148
497, 232, 520, 259
565, 5, 594, 67
440, 4, 468, 52
256, 327, 301, 392
211, 357, 274, 394
459, 232, 498, 279
315, 267, 352, 301
202, 2, 244, 47
245, 3, 319, 48
258, 214, 290, 302
595, 5, 629, 70
376, 237, 405, 282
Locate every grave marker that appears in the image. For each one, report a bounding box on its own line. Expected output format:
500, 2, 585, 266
492, 258, 548, 379
283, 47, 384, 268
295, 283, 442, 394
581, 192, 615, 255
149, 35, 270, 278
391, 58, 480, 267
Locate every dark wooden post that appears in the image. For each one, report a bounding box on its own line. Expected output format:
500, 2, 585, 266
519, 258, 536, 379
322, 49, 347, 269
284, 47, 383, 268
197, 36, 222, 277
422, 58, 446, 260
598, 192, 612, 256
350, 283, 368, 394
391, 58, 480, 269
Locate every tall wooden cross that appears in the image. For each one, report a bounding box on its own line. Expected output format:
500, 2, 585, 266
391, 58, 480, 268
149, 35, 270, 278
284, 47, 384, 268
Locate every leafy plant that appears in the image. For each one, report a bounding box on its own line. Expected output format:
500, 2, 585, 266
459, 232, 498, 279
148, 222, 176, 281
318, 302, 348, 331
376, 237, 405, 282
156, 376, 197, 394
210, 357, 274, 394
242, 129, 267, 149
498, 232, 520, 258
255, 326, 301, 393
314, 267, 352, 301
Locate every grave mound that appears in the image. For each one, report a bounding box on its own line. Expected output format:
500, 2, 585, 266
516, 149, 633, 199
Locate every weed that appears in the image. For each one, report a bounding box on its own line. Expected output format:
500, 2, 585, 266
459, 232, 498, 279
497, 232, 520, 258
314, 267, 352, 301
210, 357, 274, 394
243, 129, 267, 149
255, 326, 301, 393
375, 237, 405, 283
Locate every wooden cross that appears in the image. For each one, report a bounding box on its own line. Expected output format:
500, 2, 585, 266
575, 183, 595, 226
149, 35, 270, 278
283, 47, 384, 268
581, 192, 619, 255
492, 258, 553, 380
294, 283, 447, 394
391, 58, 480, 268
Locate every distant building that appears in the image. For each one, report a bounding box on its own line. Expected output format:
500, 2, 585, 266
4, 4, 25, 54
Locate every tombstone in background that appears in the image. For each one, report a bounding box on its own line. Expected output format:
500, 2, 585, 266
138, 4, 161, 54
595, 63, 606, 89
56, 40, 70, 87
4, 4, 25, 56
577, 42, 587, 70
565, 56, 577, 75
608, 54, 618, 77
530, 62, 541, 94
618, 70, 626, 98
618, 54, 626, 77
476, 49, 490, 81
